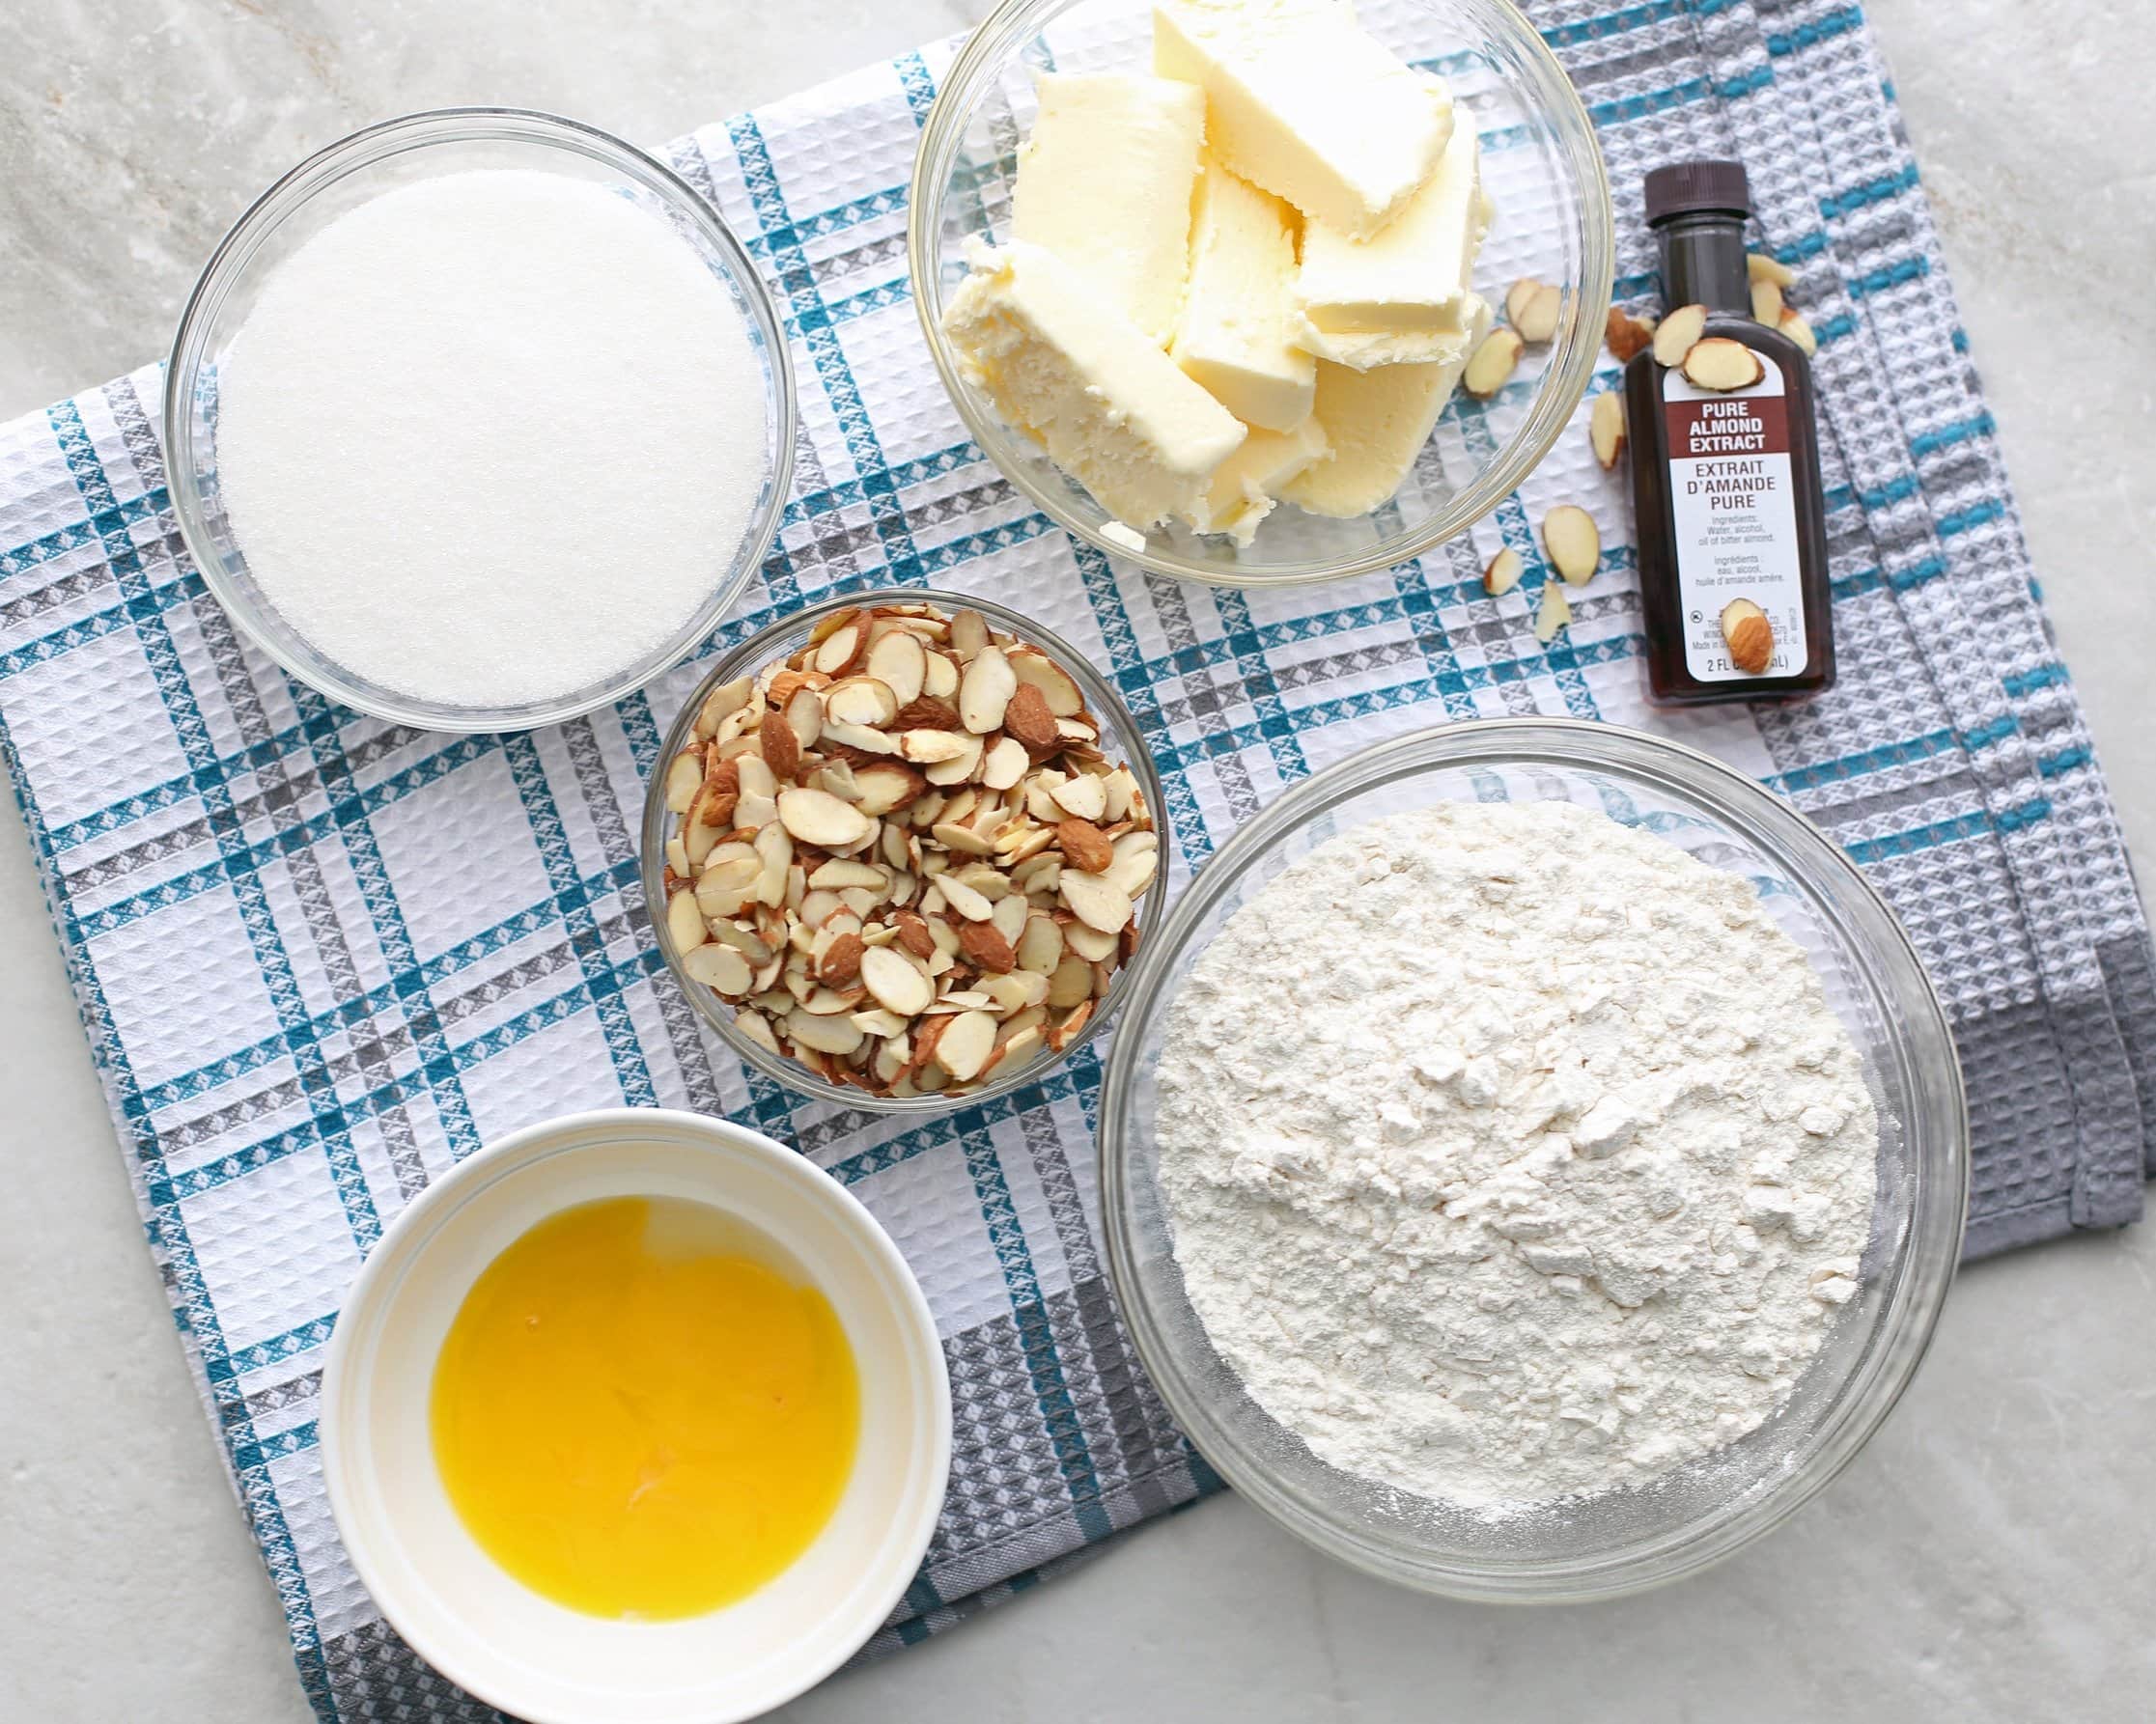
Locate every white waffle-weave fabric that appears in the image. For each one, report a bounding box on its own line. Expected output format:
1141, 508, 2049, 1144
0, 1, 2148, 1716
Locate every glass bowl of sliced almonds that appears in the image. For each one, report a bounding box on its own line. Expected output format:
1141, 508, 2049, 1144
641, 591, 1168, 1109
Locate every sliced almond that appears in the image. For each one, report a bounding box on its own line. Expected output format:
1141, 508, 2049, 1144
1606, 307, 1657, 363
1651, 303, 1708, 368
819, 718, 897, 756
1463, 326, 1526, 399
1059, 870, 1133, 933
1017, 914, 1064, 975
1541, 505, 1601, 587
892, 909, 936, 959
949, 608, 989, 662
1589, 390, 1627, 470
923, 650, 959, 699
665, 887, 707, 955
787, 683, 825, 747
1681, 337, 1765, 392
865, 629, 928, 708
663, 750, 703, 815
1050, 773, 1106, 820
1102, 767, 1138, 823
899, 728, 973, 764
932, 820, 996, 856
710, 918, 772, 960
733, 1009, 779, 1054
694, 854, 760, 919
1779, 307, 1818, 355
959, 920, 1016, 974
807, 858, 884, 890
753, 822, 793, 907
693, 676, 753, 738
1007, 649, 1083, 717
823, 677, 898, 729
1748, 252, 1796, 290
1056, 817, 1115, 874
851, 762, 926, 817
1047, 1000, 1094, 1053
759, 709, 800, 780
958, 645, 1017, 734
1064, 921, 1117, 962
937, 871, 994, 922
924, 737, 985, 786
934, 1010, 997, 1082
1047, 953, 1094, 1009
1534, 578, 1572, 645
683, 941, 753, 995
814, 759, 862, 803
981, 973, 1042, 1016
1482, 546, 1523, 598
989, 891, 1030, 945
785, 1009, 863, 1057
704, 751, 746, 807
1721, 598, 1775, 675
683, 809, 721, 868
811, 620, 868, 677
777, 787, 874, 849
1003, 682, 1060, 753
1503, 276, 1543, 327
1105, 831, 1159, 899
981, 736, 1029, 791
736, 753, 776, 801
859, 945, 934, 1016
1750, 278, 1783, 326
1510, 279, 1562, 344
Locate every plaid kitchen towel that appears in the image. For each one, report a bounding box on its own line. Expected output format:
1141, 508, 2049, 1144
2, 0, 2150, 1716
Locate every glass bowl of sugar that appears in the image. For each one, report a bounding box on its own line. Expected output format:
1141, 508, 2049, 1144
1099, 719, 1970, 1600
166, 108, 797, 733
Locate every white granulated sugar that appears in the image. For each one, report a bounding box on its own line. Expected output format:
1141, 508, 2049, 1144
217, 169, 767, 709
1157, 800, 1877, 1509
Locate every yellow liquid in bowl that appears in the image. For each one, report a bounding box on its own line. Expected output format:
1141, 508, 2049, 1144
429, 1195, 859, 1620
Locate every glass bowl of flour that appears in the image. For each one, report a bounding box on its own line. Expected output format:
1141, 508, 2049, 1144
1099, 719, 1969, 1600
166, 109, 796, 732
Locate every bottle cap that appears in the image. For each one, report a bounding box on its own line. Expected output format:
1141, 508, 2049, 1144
1643, 160, 1751, 226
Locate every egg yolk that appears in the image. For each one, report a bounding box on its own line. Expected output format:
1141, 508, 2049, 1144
429, 1195, 859, 1620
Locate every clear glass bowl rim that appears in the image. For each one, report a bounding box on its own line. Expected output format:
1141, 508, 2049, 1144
163, 105, 798, 734
905, 0, 1616, 588
639, 587, 1171, 1115
1098, 716, 1972, 1600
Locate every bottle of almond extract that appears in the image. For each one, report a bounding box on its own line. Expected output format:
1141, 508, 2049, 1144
1624, 160, 1834, 704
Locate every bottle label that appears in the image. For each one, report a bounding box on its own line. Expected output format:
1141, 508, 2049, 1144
1663, 351, 1806, 681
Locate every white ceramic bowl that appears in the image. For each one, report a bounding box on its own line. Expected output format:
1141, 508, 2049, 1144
321, 1108, 950, 1723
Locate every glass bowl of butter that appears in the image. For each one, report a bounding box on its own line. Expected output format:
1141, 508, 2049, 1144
910, 0, 1613, 587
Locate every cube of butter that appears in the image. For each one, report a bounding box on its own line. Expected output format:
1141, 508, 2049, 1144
1181, 414, 1330, 545
1012, 72, 1207, 347
1276, 301, 1487, 517
1169, 157, 1313, 431
942, 242, 1246, 529
1154, 0, 1452, 237
1298, 104, 1487, 370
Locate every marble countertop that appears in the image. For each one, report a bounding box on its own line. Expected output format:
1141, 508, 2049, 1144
2, 2, 2151, 1719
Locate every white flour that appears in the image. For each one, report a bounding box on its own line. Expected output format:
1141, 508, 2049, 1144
218, 169, 767, 709
1157, 800, 1876, 1508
